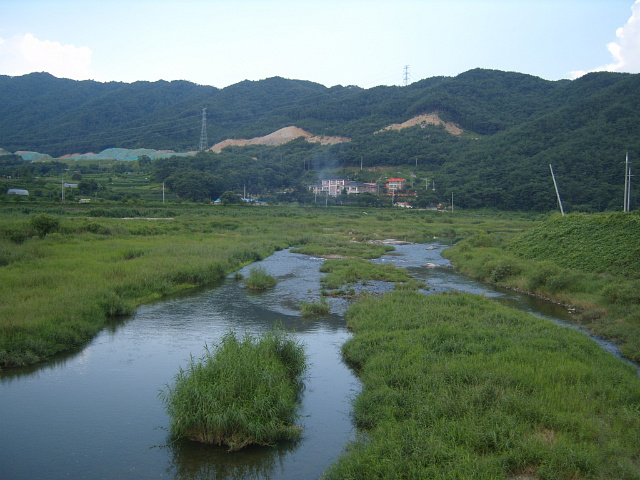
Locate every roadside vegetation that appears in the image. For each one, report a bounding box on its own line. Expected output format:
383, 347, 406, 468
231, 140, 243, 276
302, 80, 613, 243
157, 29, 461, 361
324, 290, 640, 479
444, 212, 640, 361
159, 328, 307, 451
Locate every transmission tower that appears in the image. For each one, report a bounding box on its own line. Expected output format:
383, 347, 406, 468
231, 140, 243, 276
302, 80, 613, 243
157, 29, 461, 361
199, 108, 208, 151
403, 65, 410, 86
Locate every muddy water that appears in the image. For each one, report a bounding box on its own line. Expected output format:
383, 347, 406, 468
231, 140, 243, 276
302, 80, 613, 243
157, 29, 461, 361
0, 243, 635, 480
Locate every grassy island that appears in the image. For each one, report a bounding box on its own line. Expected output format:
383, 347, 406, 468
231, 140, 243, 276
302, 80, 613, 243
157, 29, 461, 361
159, 329, 307, 451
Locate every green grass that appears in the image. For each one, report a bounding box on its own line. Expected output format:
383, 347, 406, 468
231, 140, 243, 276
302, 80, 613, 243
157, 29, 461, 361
243, 266, 277, 290
159, 328, 308, 451
508, 212, 640, 278
444, 212, 640, 361
291, 237, 395, 259
324, 291, 640, 479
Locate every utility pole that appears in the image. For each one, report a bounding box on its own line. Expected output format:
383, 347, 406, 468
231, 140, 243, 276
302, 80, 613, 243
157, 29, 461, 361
549, 164, 565, 216
624, 152, 632, 212
199, 108, 208, 151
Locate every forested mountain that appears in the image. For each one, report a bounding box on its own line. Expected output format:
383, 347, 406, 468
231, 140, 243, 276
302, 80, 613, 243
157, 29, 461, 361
1, 69, 638, 211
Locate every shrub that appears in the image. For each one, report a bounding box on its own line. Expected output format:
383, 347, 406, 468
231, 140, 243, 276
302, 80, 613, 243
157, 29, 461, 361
546, 269, 584, 294
489, 259, 522, 284
526, 260, 560, 291
159, 329, 307, 451
30, 213, 60, 237
466, 232, 497, 248
601, 281, 640, 305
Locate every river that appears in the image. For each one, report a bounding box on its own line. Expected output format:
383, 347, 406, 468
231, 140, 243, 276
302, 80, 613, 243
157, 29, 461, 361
0, 243, 634, 479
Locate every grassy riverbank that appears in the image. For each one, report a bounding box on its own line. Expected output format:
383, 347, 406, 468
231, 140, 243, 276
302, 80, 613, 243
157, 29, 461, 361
324, 291, 640, 479
0, 205, 534, 368
444, 212, 640, 361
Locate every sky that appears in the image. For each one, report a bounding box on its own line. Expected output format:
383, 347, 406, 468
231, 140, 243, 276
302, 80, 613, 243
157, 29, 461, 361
0, 0, 639, 89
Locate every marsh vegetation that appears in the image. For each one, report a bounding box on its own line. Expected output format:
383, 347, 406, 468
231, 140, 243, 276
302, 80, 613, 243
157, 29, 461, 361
2, 203, 640, 478
1, 205, 524, 368
325, 291, 640, 479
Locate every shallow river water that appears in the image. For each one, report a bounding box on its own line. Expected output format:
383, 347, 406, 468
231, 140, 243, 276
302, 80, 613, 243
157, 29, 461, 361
0, 243, 634, 479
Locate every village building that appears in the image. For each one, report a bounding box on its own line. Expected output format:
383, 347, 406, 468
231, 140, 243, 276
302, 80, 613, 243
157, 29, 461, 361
321, 178, 349, 196
308, 178, 380, 196
386, 178, 406, 191
344, 181, 376, 194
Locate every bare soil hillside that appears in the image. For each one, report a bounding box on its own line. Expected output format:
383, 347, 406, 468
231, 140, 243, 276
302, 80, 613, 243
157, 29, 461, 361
209, 126, 350, 152
378, 113, 463, 135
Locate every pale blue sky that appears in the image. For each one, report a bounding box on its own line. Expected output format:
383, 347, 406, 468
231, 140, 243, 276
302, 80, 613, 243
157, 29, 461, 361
1, 0, 639, 88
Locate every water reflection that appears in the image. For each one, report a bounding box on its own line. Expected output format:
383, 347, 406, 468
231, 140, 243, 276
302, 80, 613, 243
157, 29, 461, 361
165, 438, 300, 480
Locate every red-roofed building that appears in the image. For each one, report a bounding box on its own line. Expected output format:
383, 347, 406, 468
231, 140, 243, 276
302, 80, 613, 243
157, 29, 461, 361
386, 178, 406, 191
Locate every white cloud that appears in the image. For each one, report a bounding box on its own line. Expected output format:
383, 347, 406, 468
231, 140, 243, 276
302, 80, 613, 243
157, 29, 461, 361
572, 0, 640, 78
0, 33, 97, 80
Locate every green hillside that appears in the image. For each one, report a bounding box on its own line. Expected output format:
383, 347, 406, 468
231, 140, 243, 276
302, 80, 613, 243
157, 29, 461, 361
508, 212, 640, 278
1, 69, 639, 212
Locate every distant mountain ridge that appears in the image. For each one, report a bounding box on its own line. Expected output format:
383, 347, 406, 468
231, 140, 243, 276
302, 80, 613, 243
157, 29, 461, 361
0, 69, 569, 157
1, 69, 639, 211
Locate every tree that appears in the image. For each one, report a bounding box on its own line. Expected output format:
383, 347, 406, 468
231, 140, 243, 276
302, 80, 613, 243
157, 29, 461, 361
220, 191, 243, 205
166, 170, 222, 202
137, 155, 152, 172
78, 179, 98, 195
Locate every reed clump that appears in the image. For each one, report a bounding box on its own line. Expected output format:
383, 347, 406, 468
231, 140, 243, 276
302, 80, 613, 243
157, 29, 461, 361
159, 329, 307, 451
243, 266, 277, 290
299, 297, 331, 317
